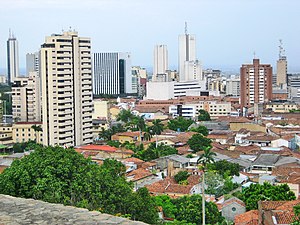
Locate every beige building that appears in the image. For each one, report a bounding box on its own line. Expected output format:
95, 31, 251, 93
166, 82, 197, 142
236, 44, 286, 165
12, 122, 43, 144
92, 100, 109, 119
12, 72, 41, 122
265, 101, 298, 113
0, 124, 13, 146
277, 59, 287, 86
40, 31, 93, 147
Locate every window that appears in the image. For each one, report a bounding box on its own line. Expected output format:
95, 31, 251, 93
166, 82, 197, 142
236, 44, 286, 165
232, 207, 236, 212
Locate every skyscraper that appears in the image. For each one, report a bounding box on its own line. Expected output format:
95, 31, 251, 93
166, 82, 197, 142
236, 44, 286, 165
7, 31, 19, 83
153, 45, 168, 81
240, 58, 273, 108
178, 23, 196, 81
40, 31, 93, 147
276, 40, 287, 87
93, 52, 133, 95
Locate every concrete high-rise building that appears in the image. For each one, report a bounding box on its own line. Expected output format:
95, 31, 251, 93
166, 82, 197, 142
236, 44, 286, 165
12, 72, 41, 122
240, 59, 273, 108
26, 52, 40, 76
40, 31, 93, 147
93, 52, 133, 95
153, 45, 168, 81
276, 40, 287, 87
7, 31, 19, 83
226, 78, 240, 97
178, 23, 204, 83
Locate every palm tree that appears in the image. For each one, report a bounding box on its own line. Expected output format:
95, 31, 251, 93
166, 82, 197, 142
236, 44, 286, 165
131, 115, 146, 143
149, 119, 164, 148
197, 146, 216, 225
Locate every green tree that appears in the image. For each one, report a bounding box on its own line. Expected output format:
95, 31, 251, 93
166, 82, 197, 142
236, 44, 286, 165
99, 124, 125, 141
189, 125, 209, 136
155, 195, 177, 219
207, 160, 240, 177
168, 116, 194, 132
133, 143, 177, 161
241, 183, 296, 210
31, 124, 42, 142
174, 171, 190, 184
198, 110, 211, 121
187, 134, 212, 153
116, 109, 134, 123
106, 140, 121, 147
172, 195, 224, 225
0, 145, 158, 224
149, 119, 164, 147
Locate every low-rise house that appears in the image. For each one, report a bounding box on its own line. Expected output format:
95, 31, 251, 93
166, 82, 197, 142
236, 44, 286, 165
259, 174, 276, 185
126, 168, 159, 191
243, 135, 276, 147
75, 145, 134, 160
207, 130, 233, 145
154, 154, 191, 177
258, 200, 300, 225
249, 154, 281, 174
111, 131, 141, 143
234, 210, 259, 225
221, 197, 246, 221
145, 175, 202, 198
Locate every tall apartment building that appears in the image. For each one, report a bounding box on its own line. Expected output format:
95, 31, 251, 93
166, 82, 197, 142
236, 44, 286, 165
40, 31, 93, 147
226, 78, 240, 96
153, 45, 168, 81
93, 52, 133, 96
276, 40, 287, 87
12, 72, 41, 122
7, 32, 19, 83
240, 59, 273, 108
26, 52, 40, 76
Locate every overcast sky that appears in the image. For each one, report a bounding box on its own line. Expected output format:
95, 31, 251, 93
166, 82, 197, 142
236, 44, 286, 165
0, 0, 299, 73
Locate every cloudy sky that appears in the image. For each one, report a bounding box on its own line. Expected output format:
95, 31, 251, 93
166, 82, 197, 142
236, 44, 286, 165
0, 0, 299, 73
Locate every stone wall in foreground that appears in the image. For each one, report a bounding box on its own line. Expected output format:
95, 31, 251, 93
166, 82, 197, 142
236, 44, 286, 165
0, 194, 148, 225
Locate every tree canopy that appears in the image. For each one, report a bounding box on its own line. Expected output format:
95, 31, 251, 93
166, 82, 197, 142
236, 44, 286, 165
168, 116, 194, 132
133, 143, 177, 161
241, 183, 296, 210
0, 145, 158, 224
187, 134, 212, 153
189, 125, 209, 136
197, 110, 211, 121
174, 171, 190, 184
207, 160, 240, 177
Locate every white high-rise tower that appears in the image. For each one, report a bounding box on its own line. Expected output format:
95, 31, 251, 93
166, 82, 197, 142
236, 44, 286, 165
40, 31, 93, 147
153, 45, 168, 81
7, 30, 19, 83
178, 23, 196, 81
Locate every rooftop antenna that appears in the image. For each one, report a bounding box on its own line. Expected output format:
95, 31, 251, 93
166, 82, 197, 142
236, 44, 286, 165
185, 22, 188, 35
9, 28, 12, 38
253, 51, 256, 59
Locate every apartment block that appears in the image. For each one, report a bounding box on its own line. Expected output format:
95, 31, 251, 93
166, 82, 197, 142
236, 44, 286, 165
12, 122, 43, 144
240, 59, 272, 108
40, 31, 93, 147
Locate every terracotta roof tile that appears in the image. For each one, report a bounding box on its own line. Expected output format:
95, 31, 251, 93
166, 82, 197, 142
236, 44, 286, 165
126, 168, 154, 181
234, 210, 259, 225
76, 145, 117, 152
122, 157, 145, 164
222, 197, 246, 209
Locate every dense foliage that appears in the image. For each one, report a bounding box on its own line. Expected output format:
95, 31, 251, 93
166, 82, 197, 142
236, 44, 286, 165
189, 125, 209, 136
187, 134, 212, 153
0, 84, 12, 115
241, 183, 296, 210
133, 143, 177, 161
174, 171, 190, 184
197, 110, 211, 121
0, 146, 158, 224
168, 116, 194, 132
98, 124, 125, 141
12, 141, 43, 153
207, 160, 240, 177
155, 195, 224, 225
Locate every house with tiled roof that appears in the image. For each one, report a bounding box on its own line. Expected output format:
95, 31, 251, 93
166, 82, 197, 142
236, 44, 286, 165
145, 175, 201, 198
258, 200, 300, 225
234, 210, 259, 225
111, 131, 141, 143
207, 130, 234, 145
75, 145, 134, 161
126, 168, 160, 191
221, 197, 246, 221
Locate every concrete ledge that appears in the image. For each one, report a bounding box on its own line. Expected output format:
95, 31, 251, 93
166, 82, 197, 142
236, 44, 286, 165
0, 194, 148, 225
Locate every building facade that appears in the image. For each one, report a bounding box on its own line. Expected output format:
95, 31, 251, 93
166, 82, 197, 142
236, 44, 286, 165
240, 59, 273, 108
26, 52, 40, 76
93, 52, 133, 96
226, 78, 240, 96
12, 72, 41, 122
7, 32, 19, 83
40, 31, 93, 147
153, 45, 168, 81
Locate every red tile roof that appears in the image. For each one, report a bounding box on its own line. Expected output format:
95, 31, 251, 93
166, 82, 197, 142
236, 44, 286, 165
127, 168, 154, 181
122, 157, 145, 164
234, 210, 259, 225
76, 145, 117, 152
222, 197, 246, 209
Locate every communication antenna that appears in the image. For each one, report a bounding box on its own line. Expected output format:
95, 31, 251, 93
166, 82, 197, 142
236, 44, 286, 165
253, 51, 256, 59
185, 22, 188, 35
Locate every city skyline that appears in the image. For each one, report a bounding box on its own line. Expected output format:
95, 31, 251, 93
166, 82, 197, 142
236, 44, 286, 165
0, 0, 300, 73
